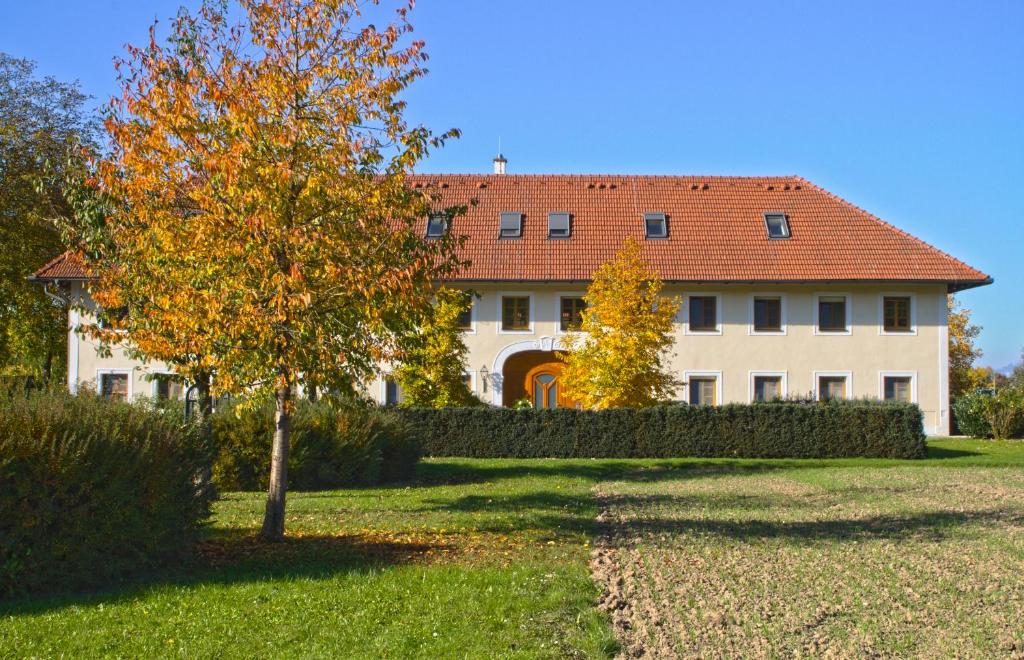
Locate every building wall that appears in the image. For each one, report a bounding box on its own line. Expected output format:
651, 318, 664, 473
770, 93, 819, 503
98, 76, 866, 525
375, 283, 950, 435
65, 280, 951, 435
66, 282, 178, 400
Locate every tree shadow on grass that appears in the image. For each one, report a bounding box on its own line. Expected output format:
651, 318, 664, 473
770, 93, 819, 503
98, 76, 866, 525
601, 506, 1024, 545
410, 446, 1002, 490
0, 529, 446, 617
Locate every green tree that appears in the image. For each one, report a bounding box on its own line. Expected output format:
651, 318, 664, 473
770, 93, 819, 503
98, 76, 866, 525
948, 295, 983, 396
560, 237, 680, 409
0, 53, 98, 383
395, 287, 475, 407
88, 0, 464, 541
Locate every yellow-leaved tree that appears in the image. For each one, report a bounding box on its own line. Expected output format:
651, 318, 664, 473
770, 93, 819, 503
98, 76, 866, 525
85, 0, 465, 541
394, 287, 476, 407
948, 295, 984, 396
559, 237, 680, 408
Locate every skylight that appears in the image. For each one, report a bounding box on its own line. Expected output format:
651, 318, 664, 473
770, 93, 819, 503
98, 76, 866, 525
548, 212, 571, 238
499, 212, 523, 238
764, 212, 790, 239
425, 214, 447, 238
644, 212, 667, 239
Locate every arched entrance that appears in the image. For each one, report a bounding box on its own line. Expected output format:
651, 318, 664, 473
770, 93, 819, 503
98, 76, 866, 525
499, 349, 577, 409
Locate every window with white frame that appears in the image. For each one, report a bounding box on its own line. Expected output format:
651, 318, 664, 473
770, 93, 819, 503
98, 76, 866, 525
98, 371, 130, 402
499, 294, 532, 333
815, 372, 851, 401
152, 373, 183, 400
687, 295, 720, 333
815, 294, 851, 334
880, 295, 915, 334
751, 295, 785, 334
685, 372, 721, 406
383, 377, 402, 406
750, 372, 786, 402
559, 296, 587, 332
880, 372, 916, 403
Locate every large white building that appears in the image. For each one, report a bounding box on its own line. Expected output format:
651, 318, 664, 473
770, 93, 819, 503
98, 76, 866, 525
33, 169, 990, 435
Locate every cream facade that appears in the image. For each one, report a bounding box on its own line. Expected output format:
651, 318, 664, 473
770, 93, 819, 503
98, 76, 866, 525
61, 279, 950, 434
373, 283, 950, 435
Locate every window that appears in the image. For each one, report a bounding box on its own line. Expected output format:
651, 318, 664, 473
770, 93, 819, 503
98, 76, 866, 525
764, 212, 790, 239
100, 372, 129, 402
644, 212, 667, 238
153, 374, 182, 400
548, 212, 571, 238
501, 296, 531, 331
817, 375, 848, 401
560, 296, 587, 331
689, 296, 718, 332
96, 306, 128, 331
456, 298, 473, 331
499, 212, 523, 238
883, 376, 912, 402
817, 296, 848, 333
753, 375, 782, 402
689, 377, 717, 406
384, 378, 402, 406
883, 296, 912, 333
753, 297, 783, 332
461, 373, 473, 393
425, 214, 447, 238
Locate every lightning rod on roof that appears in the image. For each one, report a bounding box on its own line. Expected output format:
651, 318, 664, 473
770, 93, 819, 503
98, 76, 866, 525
493, 137, 507, 175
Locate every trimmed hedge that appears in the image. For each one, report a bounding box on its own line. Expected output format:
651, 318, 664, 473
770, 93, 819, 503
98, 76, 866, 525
0, 391, 214, 597
398, 401, 926, 459
211, 398, 421, 491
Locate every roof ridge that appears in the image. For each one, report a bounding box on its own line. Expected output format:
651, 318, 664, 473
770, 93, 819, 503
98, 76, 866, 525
793, 176, 990, 282
408, 173, 800, 180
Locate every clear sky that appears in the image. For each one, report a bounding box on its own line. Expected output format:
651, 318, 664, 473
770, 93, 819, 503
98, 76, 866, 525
3, 0, 1021, 368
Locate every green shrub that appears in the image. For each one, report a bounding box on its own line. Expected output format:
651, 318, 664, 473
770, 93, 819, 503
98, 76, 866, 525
954, 388, 1024, 439
953, 391, 993, 438
211, 398, 420, 491
398, 401, 926, 459
0, 391, 214, 597
981, 388, 1024, 440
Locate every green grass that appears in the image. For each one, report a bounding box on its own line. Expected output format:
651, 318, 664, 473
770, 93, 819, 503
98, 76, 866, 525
1, 438, 1022, 657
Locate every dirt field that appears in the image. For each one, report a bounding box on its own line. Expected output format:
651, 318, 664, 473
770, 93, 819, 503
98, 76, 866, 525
591, 459, 1024, 658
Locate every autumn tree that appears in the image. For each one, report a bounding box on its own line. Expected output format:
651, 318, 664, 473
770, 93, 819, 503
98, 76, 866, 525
89, 0, 464, 541
394, 287, 475, 407
0, 54, 98, 383
948, 295, 984, 396
560, 237, 680, 409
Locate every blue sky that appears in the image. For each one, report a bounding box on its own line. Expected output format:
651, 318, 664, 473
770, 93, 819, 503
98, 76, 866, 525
3, 1, 1021, 368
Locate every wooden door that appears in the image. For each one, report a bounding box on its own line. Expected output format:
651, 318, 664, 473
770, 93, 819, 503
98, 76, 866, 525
524, 362, 576, 409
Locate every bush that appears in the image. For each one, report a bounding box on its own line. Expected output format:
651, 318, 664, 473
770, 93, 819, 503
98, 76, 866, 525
398, 401, 926, 459
981, 388, 1024, 439
0, 391, 214, 597
954, 389, 1024, 439
953, 391, 993, 438
211, 398, 420, 491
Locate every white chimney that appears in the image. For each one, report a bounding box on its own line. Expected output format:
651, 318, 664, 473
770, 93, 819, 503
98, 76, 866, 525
492, 153, 507, 175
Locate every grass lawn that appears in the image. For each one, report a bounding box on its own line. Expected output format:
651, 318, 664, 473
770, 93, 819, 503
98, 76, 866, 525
1, 438, 1022, 657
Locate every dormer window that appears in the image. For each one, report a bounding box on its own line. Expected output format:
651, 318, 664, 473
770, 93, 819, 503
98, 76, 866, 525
764, 212, 790, 239
425, 214, 447, 238
548, 212, 571, 238
644, 212, 667, 239
499, 212, 523, 239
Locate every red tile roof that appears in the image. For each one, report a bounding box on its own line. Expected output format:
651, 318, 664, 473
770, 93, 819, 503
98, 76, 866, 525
31, 175, 991, 290
29, 251, 88, 281
413, 174, 989, 290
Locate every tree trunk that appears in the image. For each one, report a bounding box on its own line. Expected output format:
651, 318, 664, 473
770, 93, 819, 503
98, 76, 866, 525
194, 374, 214, 419
260, 382, 291, 541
